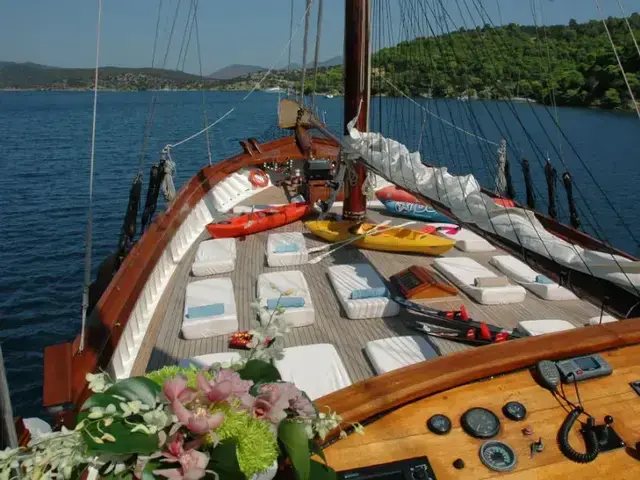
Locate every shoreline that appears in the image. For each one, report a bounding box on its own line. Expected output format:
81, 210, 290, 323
0, 89, 634, 113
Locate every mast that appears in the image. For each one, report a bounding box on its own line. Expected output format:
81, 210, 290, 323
342, 0, 370, 222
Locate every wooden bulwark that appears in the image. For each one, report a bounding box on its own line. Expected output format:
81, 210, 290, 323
42, 137, 340, 410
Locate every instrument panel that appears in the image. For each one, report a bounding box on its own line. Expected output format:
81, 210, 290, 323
325, 347, 640, 479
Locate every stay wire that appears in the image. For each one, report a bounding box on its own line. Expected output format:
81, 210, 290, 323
168, 0, 315, 150
192, 0, 212, 165
80, 0, 103, 352
472, 0, 640, 251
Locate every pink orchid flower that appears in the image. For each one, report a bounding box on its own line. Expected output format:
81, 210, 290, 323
172, 398, 224, 434
163, 375, 197, 404
154, 433, 210, 480
195, 372, 233, 403
214, 368, 254, 397
242, 384, 288, 424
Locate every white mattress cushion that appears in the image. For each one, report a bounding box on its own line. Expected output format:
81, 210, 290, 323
275, 344, 352, 400
516, 319, 577, 336
178, 352, 242, 369
433, 257, 526, 305
365, 336, 439, 375
257, 271, 315, 328
489, 255, 578, 301
182, 278, 238, 340
266, 232, 308, 267
432, 223, 495, 252
192, 238, 237, 276
328, 264, 400, 319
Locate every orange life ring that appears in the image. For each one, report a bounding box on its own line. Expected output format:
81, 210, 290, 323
249, 169, 269, 188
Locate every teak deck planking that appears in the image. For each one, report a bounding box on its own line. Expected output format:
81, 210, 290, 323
324, 343, 640, 479
132, 186, 602, 383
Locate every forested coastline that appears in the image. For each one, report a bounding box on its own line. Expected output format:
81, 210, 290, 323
2, 15, 639, 110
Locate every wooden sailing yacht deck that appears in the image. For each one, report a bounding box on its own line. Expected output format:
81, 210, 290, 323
130, 186, 603, 382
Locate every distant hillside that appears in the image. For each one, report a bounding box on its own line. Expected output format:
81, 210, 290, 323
288, 55, 343, 70
208, 64, 265, 80
0, 61, 214, 90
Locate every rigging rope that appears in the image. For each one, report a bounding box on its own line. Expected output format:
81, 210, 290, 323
300, 0, 313, 104
379, 74, 499, 146
311, 0, 324, 109
167, 0, 314, 150
616, 0, 640, 61
192, 0, 212, 165
595, 0, 640, 120
80, 0, 103, 352
287, 0, 295, 73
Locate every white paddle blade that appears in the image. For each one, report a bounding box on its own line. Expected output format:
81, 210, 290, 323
278, 99, 316, 129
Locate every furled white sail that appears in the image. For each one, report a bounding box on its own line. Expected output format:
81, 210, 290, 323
344, 123, 640, 294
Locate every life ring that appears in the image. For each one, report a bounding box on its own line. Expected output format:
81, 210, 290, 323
249, 169, 269, 188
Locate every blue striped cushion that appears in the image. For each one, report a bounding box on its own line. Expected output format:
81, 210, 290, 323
267, 297, 305, 309
187, 303, 225, 318
535, 275, 555, 285
350, 287, 389, 300
274, 243, 299, 253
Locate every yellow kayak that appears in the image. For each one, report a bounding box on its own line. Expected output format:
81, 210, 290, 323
305, 220, 456, 255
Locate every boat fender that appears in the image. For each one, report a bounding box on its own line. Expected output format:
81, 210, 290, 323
249, 169, 269, 188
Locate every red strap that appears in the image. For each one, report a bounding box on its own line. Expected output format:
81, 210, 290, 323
494, 332, 509, 343
479, 323, 492, 340
466, 329, 476, 340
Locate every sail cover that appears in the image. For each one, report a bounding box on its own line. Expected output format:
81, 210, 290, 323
344, 123, 640, 294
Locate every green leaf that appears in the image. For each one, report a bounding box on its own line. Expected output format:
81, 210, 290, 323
308, 440, 326, 464
237, 360, 281, 383
81, 392, 120, 411
309, 460, 337, 480
103, 376, 161, 408
142, 459, 162, 480
80, 418, 159, 455
279, 420, 311, 480
208, 440, 245, 480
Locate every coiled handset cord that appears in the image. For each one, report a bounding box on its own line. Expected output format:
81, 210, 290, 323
557, 407, 600, 463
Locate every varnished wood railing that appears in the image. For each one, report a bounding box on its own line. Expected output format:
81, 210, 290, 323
42, 136, 340, 413
318, 319, 640, 441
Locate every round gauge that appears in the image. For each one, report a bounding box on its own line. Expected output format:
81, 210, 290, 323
479, 441, 517, 472
426, 414, 452, 435
502, 401, 527, 421
460, 407, 501, 438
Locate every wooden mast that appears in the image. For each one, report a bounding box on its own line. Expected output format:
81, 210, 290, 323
342, 0, 370, 221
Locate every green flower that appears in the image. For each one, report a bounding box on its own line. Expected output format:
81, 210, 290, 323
206, 402, 279, 478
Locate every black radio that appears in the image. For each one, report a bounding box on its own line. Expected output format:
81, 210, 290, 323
338, 457, 437, 480
305, 159, 333, 181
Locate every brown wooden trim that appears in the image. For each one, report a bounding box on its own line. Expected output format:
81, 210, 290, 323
318, 319, 640, 441
42, 342, 72, 408
43, 136, 340, 410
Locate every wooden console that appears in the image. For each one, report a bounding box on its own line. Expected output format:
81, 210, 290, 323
324, 344, 640, 478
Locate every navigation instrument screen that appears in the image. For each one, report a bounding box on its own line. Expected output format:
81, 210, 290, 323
574, 357, 600, 371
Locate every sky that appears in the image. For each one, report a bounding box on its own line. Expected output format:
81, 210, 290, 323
0, 0, 637, 74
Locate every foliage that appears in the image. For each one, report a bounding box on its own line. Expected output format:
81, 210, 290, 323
1, 291, 363, 480
368, 14, 640, 110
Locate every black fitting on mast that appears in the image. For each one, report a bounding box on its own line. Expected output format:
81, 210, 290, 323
504, 156, 516, 200
522, 158, 536, 209
563, 171, 580, 230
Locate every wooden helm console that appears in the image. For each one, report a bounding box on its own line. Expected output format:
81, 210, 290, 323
318, 320, 640, 479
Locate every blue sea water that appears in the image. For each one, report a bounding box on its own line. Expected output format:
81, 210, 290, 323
1, 91, 638, 418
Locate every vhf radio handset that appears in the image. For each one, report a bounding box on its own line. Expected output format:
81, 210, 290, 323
535, 360, 600, 464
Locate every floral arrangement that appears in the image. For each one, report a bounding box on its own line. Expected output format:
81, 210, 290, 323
0, 290, 362, 480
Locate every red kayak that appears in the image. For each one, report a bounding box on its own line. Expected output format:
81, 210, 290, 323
376, 185, 420, 203
206, 202, 311, 238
